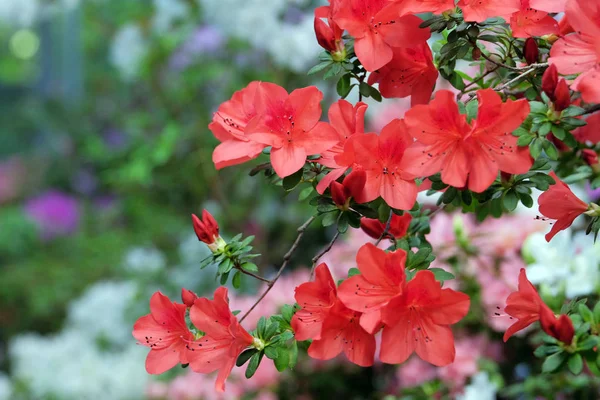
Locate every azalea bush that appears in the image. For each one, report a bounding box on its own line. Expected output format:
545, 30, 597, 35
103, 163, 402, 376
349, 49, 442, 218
131, 0, 600, 399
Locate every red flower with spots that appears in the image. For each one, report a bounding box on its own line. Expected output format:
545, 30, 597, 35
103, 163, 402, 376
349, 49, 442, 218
510, 0, 559, 38
292, 263, 377, 366
367, 43, 438, 106
333, 0, 430, 71
503, 269, 548, 341
402, 89, 532, 193
209, 81, 273, 170
550, 0, 600, 104
344, 119, 418, 210
397, 0, 456, 16
380, 270, 470, 366
538, 171, 589, 242
186, 287, 254, 392
246, 85, 339, 178
132, 292, 194, 375
316, 99, 368, 194
337, 243, 407, 333
360, 212, 413, 240
458, 0, 521, 22
291, 263, 338, 340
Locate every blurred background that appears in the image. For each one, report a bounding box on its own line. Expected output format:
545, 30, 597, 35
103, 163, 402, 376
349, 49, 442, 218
2, 1, 600, 399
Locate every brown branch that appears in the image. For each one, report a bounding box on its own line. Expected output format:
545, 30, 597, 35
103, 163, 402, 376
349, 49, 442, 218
239, 216, 316, 323
234, 265, 270, 283
584, 104, 600, 115
375, 210, 394, 247
310, 230, 341, 279
495, 67, 539, 92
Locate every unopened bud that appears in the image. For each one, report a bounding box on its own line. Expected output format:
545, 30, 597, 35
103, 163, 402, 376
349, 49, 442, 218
523, 38, 539, 65
553, 79, 571, 112
542, 65, 559, 100
181, 288, 198, 307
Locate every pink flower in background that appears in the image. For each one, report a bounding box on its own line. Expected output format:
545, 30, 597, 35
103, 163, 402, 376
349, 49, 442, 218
24, 190, 80, 240
426, 213, 476, 260
395, 357, 437, 388
473, 215, 546, 257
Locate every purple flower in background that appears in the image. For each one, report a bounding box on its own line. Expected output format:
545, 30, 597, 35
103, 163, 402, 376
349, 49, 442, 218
169, 25, 225, 71
24, 191, 81, 240
586, 183, 600, 202
103, 129, 129, 150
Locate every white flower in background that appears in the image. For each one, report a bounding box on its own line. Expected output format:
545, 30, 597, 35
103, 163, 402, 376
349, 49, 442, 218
199, 0, 321, 72
110, 24, 149, 81
457, 372, 498, 400
0, 374, 12, 400
0, 0, 39, 27
524, 230, 600, 298
152, 0, 189, 34
10, 330, 148, 400
178, 233, 211, 266
67, 281, 138, 346
124, 246, 166, 274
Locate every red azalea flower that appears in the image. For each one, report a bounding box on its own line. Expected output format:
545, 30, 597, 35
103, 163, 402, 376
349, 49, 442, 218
209, 81, 274, 169
542, 64, 559, 99
538, 171, 589, 241
380, 270, 470, 366
291, 263, 338, 340
316, 100, 368, 194
191, 210, 220, 246
503, 269, 549, 341
367, 43, 438, 106
397, 0, 456, 16
360, 212, 413, 240
530, 0, 567, 12
458, 0, 521, 22
246, 85, 339, 178
181, 288, 198, 308
402, 89, 532, 193
510, 0, 559, 38
333, 0, 430, 71
308, 300, 377, 367
345, 119, 418, 210
558, 14, 574, 35
338, 243, 407, 333
582, 149, 600, 166
330, 170, 367, 207
550, 0, 600, 104
540, 306, 575, 344
132, 292, 194, 374
186, 287, 254, 392
292, 263, 377, 366
314, 3, 344, 53
553, 79, 572, 111
574, 112, 600, 144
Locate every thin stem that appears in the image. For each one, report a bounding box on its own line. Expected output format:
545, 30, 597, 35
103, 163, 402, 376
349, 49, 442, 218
495, 67, 538, 92
310, 230, 341, 279
239, 216, 316, 323
585, 104, 600, 115
234, 265, 270, 283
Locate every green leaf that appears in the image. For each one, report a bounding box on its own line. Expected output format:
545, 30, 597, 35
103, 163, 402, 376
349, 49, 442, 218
465, 99, 478, 122
551, 125, 567, 140
308, 61, 333, 75
429, 268, 455, 282
529, 101, 547, 114
369, 85, 383, 102
594, 302, 600, 323
542, 351, 566, 373
577, 336, 599, 351
568, 353, 584, 375
232, 271, 242, 289
218, 258, 233, 274
534, 345, 561, 358
337, 74, 352, 98
579, 304, 594, 323
503, 190, 519, 212
275, 347, 290, 372
348, 267, 361, 277
562, 117, 587, 127
298, 186, 313, 202
543, 140, 559, 160
264, 321, 278, 340
561, 106, 586, 118
322, 211, 340, 227
530, 138, 543, 159
237, 349, 258, 367
264, 346, 278, 360
283, 169, 303, 191
518, 192, 534, 208
513, 127, 529, 137
337, 212, 349, 233
241, 262, 259, 273
359, 82, 372, 98
448, 72, 465, 90
257, 317, 267, 339
281, 304, 295, 323
289, 340, 298, 369
517, 134, 534, 146
245, 352, 263, 379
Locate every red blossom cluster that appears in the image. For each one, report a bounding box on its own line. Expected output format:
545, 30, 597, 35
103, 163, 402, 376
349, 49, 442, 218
292, 244, 470, 367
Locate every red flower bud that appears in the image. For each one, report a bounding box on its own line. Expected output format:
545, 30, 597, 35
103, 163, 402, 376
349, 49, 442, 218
330, 181, 348, 206
540, 306, 575, 345
523, 38, 539, 65
553, 79, 571, 111
542, 64, 559, 100
360, 213, 412, 240
314, 16, 336, 52
582, 149, 599, 166
191, 210, 220, 245
181, 288, 198, 307
472, 47, 481, 60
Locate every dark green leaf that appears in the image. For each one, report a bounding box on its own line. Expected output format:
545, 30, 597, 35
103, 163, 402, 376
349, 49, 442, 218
543, 140, 559, 160
568, 353, 584, 375
322, 211, 340, 227
264, 346, 278, 360
232, 271, 242, 289
245, 352, 263, 379
275, 347, 290, 372
530, 138, 543, 159
542, 351, 566, 373
503, 190, 519, 212
429, 268, 455, 282
257, 317, 267, 339
517, 134, 534, 146
237, 349, 258, 367
241, 262, 259, 273
283, 169, 303, 191
308, 61, 333, 75
337, 74, 352, 98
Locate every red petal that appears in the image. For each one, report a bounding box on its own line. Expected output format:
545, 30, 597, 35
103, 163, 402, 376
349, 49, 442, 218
269, 145, 307, 178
